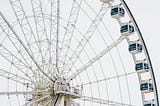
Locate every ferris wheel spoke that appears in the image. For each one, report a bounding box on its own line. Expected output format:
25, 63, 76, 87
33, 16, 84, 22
80, 96, 134, 106
43, 99, 52, 106
68, 35, 125, 80
71, 100, 80, 106
50, 0, 59, 70
27, 94, 50, 105
0, 68, 32, 84
0, 73, 27, 86
0, 45, 40, 82
0, 12, 55, 82
76, 71, 136, 87
0, 50, 33, 81
55, 0, 60, 73
0, 30, 40, 83
9, 0, 40, 56
65, 3, 110, 72
0, 90, 48, 96
59, 0, 82, 69
82, 2, 132, 103
9, 0, 44, 80
31, 0, 51, 64
0, 51, 36, 83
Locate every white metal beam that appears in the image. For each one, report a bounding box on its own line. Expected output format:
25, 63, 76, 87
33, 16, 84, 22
59, 0, 82, 70
69, 35, 125, 81
71, 100, 80, 106
0, 12, 55, 82
65, 3, 110, 71
28, 95, 50, 105
0, 68, 33, 84
80, 96, 134, 106
0, 90, 49, 96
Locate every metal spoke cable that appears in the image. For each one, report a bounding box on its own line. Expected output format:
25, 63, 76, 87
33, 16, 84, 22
49, 0, 57, 72
0, 12, 55, 82
23, 94, 50, 106
71, 100, 80, 106
63, 33, 124, 104
0, 73, 27, 86
80, 96, 135, 106
63, 25, 124, 103
68, 35, 125, 80
0, 14, 41, 84
74, 49, 96, 106
65, 3, 110, 71
108, 51, 123, 103
72, 1, 132, 104
0, 25, 35, 82
0, 45, 38, 84
0, 68, 32, 84
0, 90, 49, 96
116, 47, 132, 105
0, 51, 33, 82
30, 0, 48, 64
9, 1, 43, 83
59, 0, 82, 70
76, 71, 136, 87
56, 0, 60, 73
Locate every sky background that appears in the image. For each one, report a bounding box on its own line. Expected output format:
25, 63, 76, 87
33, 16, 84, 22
0, 0, 160, 105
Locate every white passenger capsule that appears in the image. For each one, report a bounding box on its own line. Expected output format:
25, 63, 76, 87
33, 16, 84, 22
135, 60, 149, 73
129, 40, 142, 54
140, 80, 154, 93
120, 22, 134, 36
111, 5, 125, 19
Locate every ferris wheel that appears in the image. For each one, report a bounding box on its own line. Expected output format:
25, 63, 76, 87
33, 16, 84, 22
0, 0, 159, 106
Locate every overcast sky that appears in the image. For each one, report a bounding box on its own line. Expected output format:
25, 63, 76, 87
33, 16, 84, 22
0, 0, 160, 105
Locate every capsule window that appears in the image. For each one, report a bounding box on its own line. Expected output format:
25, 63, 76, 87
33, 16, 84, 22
120, 24, 135, 36
111, 7, 118, 15
111, 6, 125, 18
136, 63, 143, 70
144, 63, 149, 69
120, 25, 128, 33
119, 8, 125, 14
137, 44, 142, 50
140, 82, 153, 91
129, 25, 134, 32
141, 83, 148, 90
144, 103, 155, 106
129, 42, 143, 54
129, 44, 136, 51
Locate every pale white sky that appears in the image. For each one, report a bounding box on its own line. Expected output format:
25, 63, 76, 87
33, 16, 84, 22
0, 0, 160, 106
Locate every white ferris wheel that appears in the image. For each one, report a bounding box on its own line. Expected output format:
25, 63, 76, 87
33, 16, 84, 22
0, 0, 159, 106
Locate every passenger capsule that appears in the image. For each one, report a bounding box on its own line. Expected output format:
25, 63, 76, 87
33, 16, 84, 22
120, 23, 134, 36
135, 60, 149, 73
111, 5, 125, 18
129, 41, 142, 54
140, 82, 154, 93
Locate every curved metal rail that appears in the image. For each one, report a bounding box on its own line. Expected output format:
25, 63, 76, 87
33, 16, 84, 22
120, 0, 159, 105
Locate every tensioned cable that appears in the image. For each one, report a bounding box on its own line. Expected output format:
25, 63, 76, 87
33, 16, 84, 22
83, 0, 132, 104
